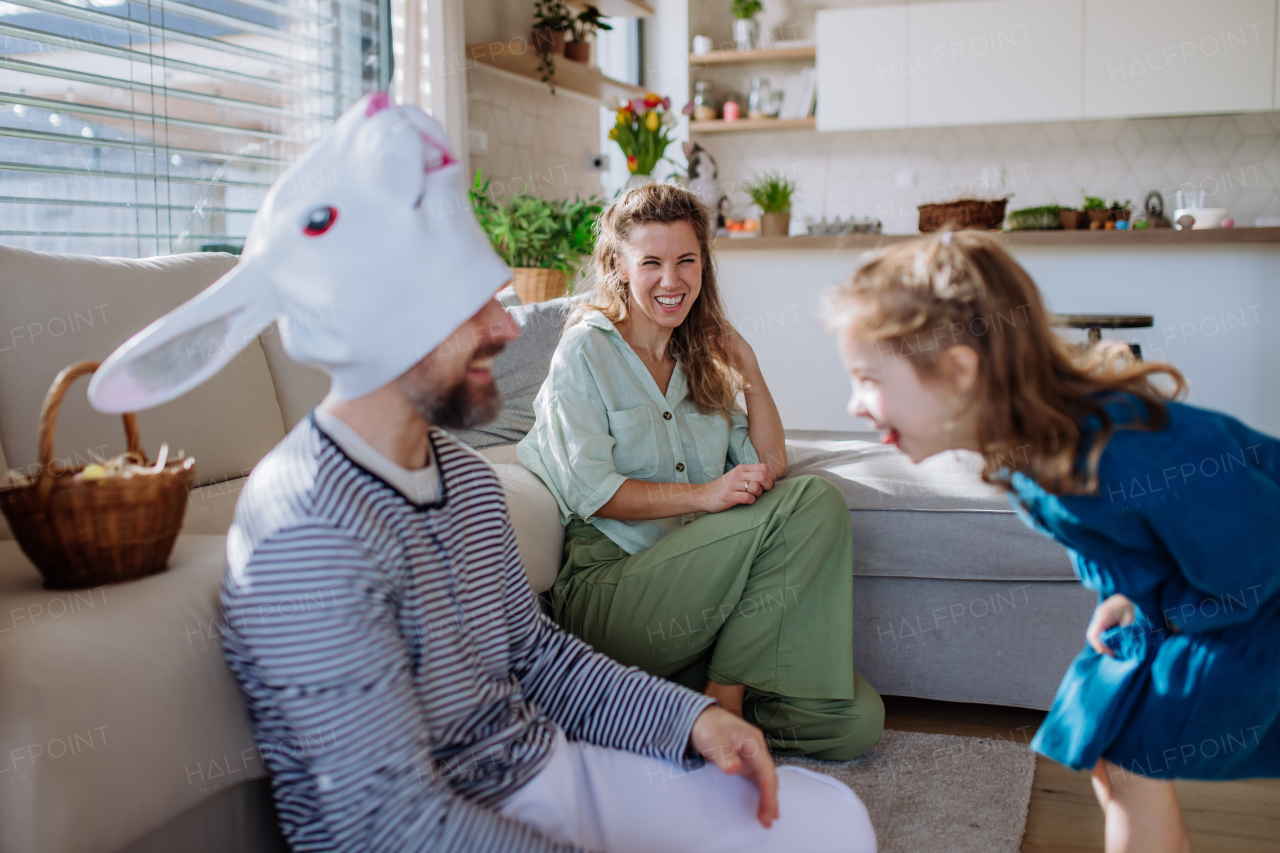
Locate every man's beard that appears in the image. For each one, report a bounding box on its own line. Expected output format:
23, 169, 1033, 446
409, 375, 502, 430
399, 344, 504, 430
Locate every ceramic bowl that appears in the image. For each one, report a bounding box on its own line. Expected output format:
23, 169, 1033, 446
1173, 208, 1227, 229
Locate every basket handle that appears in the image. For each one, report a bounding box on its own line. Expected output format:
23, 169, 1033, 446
35, 361, 145, 507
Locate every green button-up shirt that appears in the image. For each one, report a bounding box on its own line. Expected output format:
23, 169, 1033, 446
517, 310, 759, 555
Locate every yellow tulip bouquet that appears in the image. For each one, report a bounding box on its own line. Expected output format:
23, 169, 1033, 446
608, 93, 676, 176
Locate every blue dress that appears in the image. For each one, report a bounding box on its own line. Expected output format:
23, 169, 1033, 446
1009, 397, 1280, 779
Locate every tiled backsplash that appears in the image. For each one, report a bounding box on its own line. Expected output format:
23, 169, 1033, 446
700, 111, 1280, 233
466, 66, 604, 203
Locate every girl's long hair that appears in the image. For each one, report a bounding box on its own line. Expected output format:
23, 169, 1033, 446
570, 182, 742, 414
825, 230, 1187, 495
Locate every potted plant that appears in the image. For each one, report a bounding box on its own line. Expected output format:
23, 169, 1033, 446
531, 0, 572, 92
470, 172, 604, 303
732, 0, 763, 52
565, 5, 611, 64
1006, 203, 1063, 231
742, 170, 797, 237
1109, 199, 1133, 224
608, 94, 678, 189
1083, 195, 1109, 229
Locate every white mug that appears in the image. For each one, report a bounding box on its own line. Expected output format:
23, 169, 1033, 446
692, 35, 713, 55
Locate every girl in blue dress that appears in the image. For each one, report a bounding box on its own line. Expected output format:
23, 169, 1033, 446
826, 230, 1278, 853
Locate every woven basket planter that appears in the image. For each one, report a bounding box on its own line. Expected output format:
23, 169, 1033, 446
918, 199, 1009, 232
510, 268, 569, 304
0, 361, 194, 589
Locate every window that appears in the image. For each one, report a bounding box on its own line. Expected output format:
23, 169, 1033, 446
0, 0, 387, 258
596, 15, 639, 197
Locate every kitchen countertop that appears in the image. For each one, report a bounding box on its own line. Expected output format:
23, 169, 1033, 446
714, 227, 1280, 251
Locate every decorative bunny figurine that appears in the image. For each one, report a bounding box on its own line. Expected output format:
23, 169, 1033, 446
89, 92, 510, 415
683, 141, 727, 231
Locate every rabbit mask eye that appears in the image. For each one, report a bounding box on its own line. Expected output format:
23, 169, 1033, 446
303, 206, 338, 236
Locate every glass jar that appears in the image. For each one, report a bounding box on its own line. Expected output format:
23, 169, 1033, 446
692, 80, 718, 122
747, 77, 773, 119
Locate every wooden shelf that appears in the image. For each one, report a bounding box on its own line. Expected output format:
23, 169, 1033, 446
467, 41, 643, 105
689, 45, 815, 66
714, 227, 1280, 252
689, 117, 815, 133
568, 0, 652, 16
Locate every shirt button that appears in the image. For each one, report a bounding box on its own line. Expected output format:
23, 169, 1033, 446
675, 462, 685, 472
663, 412, 672, 420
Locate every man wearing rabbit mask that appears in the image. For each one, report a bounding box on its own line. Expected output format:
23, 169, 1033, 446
88, 95, 874, 853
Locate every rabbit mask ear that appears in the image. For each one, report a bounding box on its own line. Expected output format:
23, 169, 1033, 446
88, 262, 279, 414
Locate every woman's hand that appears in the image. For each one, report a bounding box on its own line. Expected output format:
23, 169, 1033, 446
701, 463, 775, 513
1086, 593, 1137, 657
689, 706, 779, 829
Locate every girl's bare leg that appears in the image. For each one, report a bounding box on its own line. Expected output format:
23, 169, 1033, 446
1091, 758, 1192, 853
703, 680, 745, 718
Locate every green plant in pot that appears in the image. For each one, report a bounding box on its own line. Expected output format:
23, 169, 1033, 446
732, 0, 764, 51
470, 171, 604, 303
565, 5, 611, 64
1083, 194, 1111, 229
742, 170, 797, 237
532, 0, 572, 92
1006, 203, 1063, 231
1109, 199, 1133, 224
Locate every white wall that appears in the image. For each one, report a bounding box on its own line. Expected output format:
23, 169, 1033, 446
715, 243, 1280, 436
699, 112, 1280, 232
468, 68, 606, 201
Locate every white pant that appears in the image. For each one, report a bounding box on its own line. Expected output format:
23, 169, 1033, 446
499, 729, 877, 853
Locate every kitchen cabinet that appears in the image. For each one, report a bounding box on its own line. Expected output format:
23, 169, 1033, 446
816, 5, 908, 131
1082, 0, 1276, 118
815, 0, 1279, 132
907, 0, 1083, 127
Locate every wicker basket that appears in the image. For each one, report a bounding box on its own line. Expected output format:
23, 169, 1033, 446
0, 361, 195, 589
917, 198, 1009, 232
510, 268, 568, 304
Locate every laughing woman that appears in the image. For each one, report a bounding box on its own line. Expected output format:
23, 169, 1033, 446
517, 183, 883, 759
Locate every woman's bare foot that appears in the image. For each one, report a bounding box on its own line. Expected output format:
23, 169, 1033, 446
704, 680, 746, 718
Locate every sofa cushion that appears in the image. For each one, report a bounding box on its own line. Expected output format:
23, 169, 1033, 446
478, 443, 563, 594
256, 325, 330, 431
785, 430, 1074, 583
0, 246, 287, 488
450, 298, 572, 449
0, 535, 257, 853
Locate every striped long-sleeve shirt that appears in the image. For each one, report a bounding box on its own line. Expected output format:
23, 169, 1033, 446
220, 417, 715, 852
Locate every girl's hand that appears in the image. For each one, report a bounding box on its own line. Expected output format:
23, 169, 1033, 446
701, 463, 775, 513
1086, 593, 1137, 658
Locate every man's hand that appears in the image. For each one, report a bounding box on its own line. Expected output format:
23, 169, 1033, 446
701, 464, 775, 513
689, 706, 779, 828
1086, 593, 1137, 657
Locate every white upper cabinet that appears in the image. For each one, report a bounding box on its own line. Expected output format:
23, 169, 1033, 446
816, 5, 909, 131
1083, 0, 1276, 118
908, 0, 1083, 127
815, 0, 1278, 131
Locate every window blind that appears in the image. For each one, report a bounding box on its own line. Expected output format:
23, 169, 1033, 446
0, 0, 389, 258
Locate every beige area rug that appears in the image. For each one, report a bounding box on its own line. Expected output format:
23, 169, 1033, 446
778, 729, 1037, 853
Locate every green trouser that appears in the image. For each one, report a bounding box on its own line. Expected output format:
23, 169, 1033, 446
553, 475, 884, 760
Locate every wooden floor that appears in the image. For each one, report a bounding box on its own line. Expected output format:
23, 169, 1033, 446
882, 696, 1280, 852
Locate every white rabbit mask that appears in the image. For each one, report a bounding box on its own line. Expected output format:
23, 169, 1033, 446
88, 92, 511, 414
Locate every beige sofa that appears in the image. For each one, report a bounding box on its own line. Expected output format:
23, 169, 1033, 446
0, 246, 562, 853
0, 245, 1096, 853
